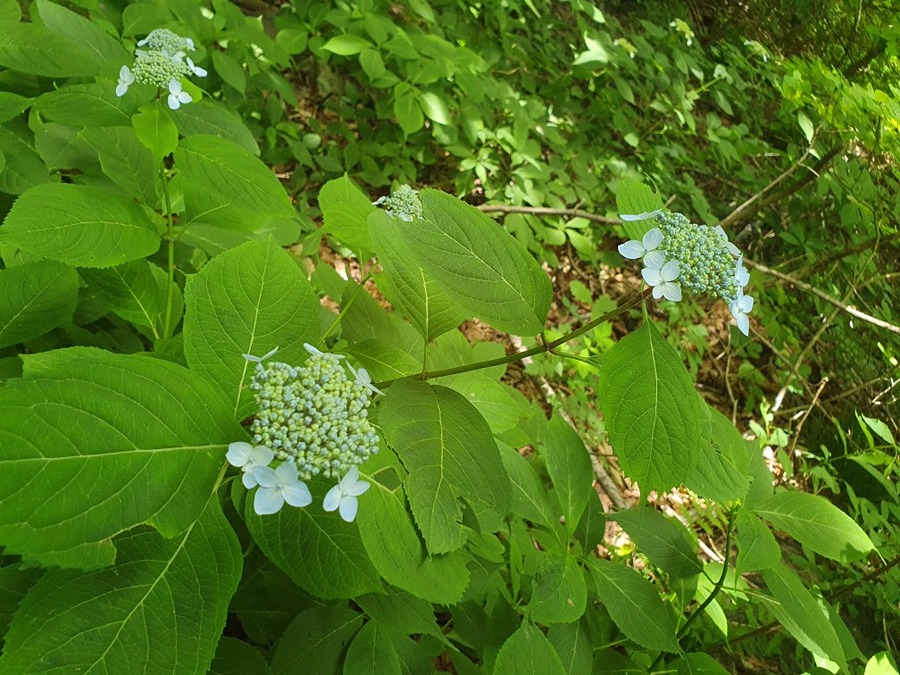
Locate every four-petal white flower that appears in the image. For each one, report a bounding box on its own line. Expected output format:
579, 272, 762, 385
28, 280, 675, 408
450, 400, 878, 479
167, 80, 191, 109
186, 57, 207, 77
323, 466, 370, 522
642, 259, 682, 301
617, 227, 666, 269
226, 441, 275, 488
116, 65, 134, 97
251, 462, 312, 515
734, 255, 750, 288
729, 289, 754, 336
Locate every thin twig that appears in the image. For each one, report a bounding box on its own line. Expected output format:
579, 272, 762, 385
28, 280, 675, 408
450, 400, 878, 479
786, 377, 829, 474
478, 204, 620, 225
746, 259, 900, 335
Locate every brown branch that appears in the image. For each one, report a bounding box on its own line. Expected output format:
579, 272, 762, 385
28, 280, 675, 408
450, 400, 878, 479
746, 259, 900, 335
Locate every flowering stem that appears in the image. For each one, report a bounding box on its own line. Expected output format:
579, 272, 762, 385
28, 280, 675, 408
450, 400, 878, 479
376, 288, 649, 386
161, 166, 176, 339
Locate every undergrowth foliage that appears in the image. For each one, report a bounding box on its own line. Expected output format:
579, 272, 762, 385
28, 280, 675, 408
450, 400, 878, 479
0, 1, 897, 674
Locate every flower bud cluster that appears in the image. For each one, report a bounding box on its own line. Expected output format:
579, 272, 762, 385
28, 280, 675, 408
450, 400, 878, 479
116, 28, 206, 109
374, 185, 423, 222
618, 209, 754, 335
249, 347, 379, 480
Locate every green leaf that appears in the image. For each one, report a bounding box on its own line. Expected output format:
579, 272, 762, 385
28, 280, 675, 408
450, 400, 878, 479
212, 51, 247, 94
243, 481, 381, 600
356, 589, 449, 644
797, 112, 815, 143
734, 511, 781, 573
0, 348, 241, 568
343, 338, 421, 381
79, 260, 176, 338
760, 562, 846, 669
0, 92, 31, 124
171, 101, 260, 156
210, 638, 272, 675
597, 321, 704, 493
318, 175, 376, 256
36, 84, 133, 128
0, 24, 99, 77
0, 564, 42, 641
0, 125, 49, 195
586, 558, 680, 652
543, 415, 594, 531
175, 135, 296, 236
356, 472, 470, 605
858, 412, 895, 445
0, 260, 78, 349
612, 506, 702, 579
1, 183, 160, 267
0, 498, 241, 674
394, 84, 424, 135
528, 553, 588, 624
133, 101, 179, 163
673, 653, 731, 674
272, 606, 363, 675
359, 49, 386, 80
343, 620, 402, 674
499, 444, 560, 530
80, 126, 157, 204
400, 190, 551, 335
752, 491, 874, 562
379, 380, 510, 554
35, 0, 128, 66
547, 622, 592, 675
369, 210, 466, 341
615, 179, 665, 240
323, 34, 373, 56
865, 651, 900, 675
183, 238, 320, 420
494, 624, 567, 675
685, 406, 750, 503
420, 91, 451, 125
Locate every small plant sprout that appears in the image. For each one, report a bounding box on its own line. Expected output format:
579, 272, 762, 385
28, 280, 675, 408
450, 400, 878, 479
323, 466, 371, 522
116, 28, 206, 108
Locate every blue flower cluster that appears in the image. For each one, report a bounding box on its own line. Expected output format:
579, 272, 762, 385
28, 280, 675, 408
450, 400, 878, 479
619, 210, 754, 335
116, 28, 207, 109
373, 185, 424, 222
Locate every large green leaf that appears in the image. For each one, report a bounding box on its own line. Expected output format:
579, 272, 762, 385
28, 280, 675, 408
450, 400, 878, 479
499, 443, 560, 530
597, 321, 705, 493
379, 380, 510, 554
587, 558, 680, 652
0, 125, 49, 195
760, 563, 846, 669
752, 491, 874, 562
356, 589, 449, 644
35, 0, 129, 66
175, 135, 297, 244
36, 84, 134, 128
543, 415, 594, 532
271, 606, 363, 675
343, 620, 402, 674
81, 126, 157, 204
494, 624, 566, 675
0, 348, 241, 569
0, 498, 241, 673
184, 238, 320, 419
685, 406, 750, 503
369, 210, 466, 341
528, 552, 588, 624
356, 471, 470, 605
171, 102, 260, 156
734, 511, 781, 573
132, 101, 179, 164
0, 24, 99, 77
242, 478, 381, 600
396, 189, 551, 335
612, 506, 702, 579
79, 260, 177, 339
547, 622, 592, 675
318, 175, 376, 256
0, 260, 78, 349
614, 179, 665, 240
1, 183, 160, 267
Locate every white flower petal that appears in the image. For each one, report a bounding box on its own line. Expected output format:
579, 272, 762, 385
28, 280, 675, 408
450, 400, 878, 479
617, 240, 645, 259
115, 83, 128, 97
252, 466, 278, 489
137, 36, 149, 47
641, 227, 663, 251
341, 466, 360, 488
660, 260, 681, 282
643, 250, 666, 270
243, 346, 279, 363
345, 479, 370, 498
338, 496, 359, 522
167, 94, 181, 110
620, 210, 662, 221
283, 481, 312, 508
660, 282, 682, 302
739, 294, 754, 313
249, 446, 274, 467
254, 487, 284, 515
303, 343, 324, 356
652, 285, 666, 299
736, 312, 750, 336
226, 441, 253, 467
642, 267, 662, 286
242, 471, 259, 489
323, 485, 342, 512
274, 462, 298, 485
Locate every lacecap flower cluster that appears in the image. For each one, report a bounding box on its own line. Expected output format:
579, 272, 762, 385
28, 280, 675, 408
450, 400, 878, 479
373, 185, 424, 222
618, 210, 754, 335
227, 344, 382, 522
116, 28, 207, 110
